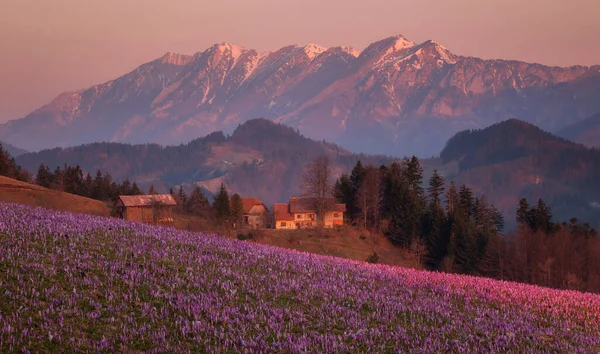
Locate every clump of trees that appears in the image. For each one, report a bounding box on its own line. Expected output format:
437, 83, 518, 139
0, 144, 30, 182
493, 198, 600, 292
35, 163, 144, 201
335, 157, 600, 293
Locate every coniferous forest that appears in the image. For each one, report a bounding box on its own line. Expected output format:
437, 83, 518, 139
335, 158, 600, 293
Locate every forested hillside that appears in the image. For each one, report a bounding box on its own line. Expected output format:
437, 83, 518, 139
16, 119, 395, 204
438, 119, 600, 228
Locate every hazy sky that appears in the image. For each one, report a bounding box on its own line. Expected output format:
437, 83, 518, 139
1, 0, 599, 123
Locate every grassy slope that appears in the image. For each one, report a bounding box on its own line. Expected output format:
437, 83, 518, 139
1, 203, 599, 352
0, 176, 110, 217
0, 177, 417, 268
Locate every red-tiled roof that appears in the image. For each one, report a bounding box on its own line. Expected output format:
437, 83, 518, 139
289, 197, 346, 213
274, 203, 294, 221
117, 194, 177, 207
242, 198, 266, 214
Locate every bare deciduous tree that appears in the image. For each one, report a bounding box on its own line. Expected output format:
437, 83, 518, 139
302, 155, 333, 227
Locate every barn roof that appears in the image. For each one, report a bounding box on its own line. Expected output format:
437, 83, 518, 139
117, 194, 177, 207
274, 203, 294, 221
289, 197, 346, 213
242, 198, 267, 214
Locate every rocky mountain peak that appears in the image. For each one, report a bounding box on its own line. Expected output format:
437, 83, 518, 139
300, 43, 328, 59
160, 52, 194, 66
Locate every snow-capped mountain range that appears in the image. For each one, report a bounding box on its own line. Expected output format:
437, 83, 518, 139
2, 34, 600, 156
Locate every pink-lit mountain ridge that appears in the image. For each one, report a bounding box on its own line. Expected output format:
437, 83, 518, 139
2, 34, 599, 156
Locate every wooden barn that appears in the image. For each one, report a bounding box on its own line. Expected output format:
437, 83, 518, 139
114, 194, 177, 225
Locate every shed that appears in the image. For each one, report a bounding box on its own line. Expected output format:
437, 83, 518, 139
114, 194, 177, 225
241, 198, 269, 229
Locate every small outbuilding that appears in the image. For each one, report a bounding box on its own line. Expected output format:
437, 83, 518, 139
114, 194, 177, 225
242, 198, 269, 229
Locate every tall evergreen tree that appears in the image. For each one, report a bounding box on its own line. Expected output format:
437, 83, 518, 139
178, 185, 187, 205
427, 170, 445, 207
422, 170, 447, 268
35, 164, 53, 188
53, 166, 65, 192
186, 187, 211, 217
534, 198, 554, 234
92, 170, 105, 200
81, 173, 94, 198
130, 182, 143, 195
148, 185, 158, 195
516, 197, 531, 227
230, 193, 244, 227
334, 173, 354, 223
0, 144, 28, 181
213, 183, 231, 221
120, 178, 133, 195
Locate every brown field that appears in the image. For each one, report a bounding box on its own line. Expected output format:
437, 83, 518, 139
0, 176, 110, 217
1, 176, 418, 269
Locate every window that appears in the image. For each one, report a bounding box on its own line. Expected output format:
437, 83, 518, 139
281, 222, 287, 227
296, 214, 302, 219
334, 213, 340, 218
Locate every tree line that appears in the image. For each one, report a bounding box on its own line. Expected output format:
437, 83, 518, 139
169, 183, 247, 227
35, 163, 145, 201
334, 157, 600, 293
0, 144, 31, 182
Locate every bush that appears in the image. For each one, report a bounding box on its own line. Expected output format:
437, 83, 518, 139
366, 251, 379, 264
237, 232, 254, 241
359, 234, 367, 240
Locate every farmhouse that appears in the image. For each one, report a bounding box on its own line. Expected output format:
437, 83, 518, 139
274, 197, 345, 229
242, 198, 268, 229
114, 194, 177, 225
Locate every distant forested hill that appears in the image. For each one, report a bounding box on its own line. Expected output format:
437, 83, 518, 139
16, 119, 395, 205
438, 119, 600, 228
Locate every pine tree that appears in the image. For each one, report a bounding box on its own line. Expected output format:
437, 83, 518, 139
427, 170, 445, 207
459, 185, 474, 218
120, 178, 133, 195
81, 173, 94, 198
186, 187, 211, 217
53, 166, 65, 191
348, 161, 366, 221
35, 164, 54, 188
230, 193, 244, 227
0, 144, 28, 181
534, 198, 554, 234
334, 174, 354, 223
516, 198, 531, 227
148, 185, 158, 195
178, 185, 187, 206
63, 165, 84, 195
423, 170, 447, 268
404, 156, 424, 195
445, 182, 459, 214
92, 170, 105, 200
213, 183, 231, 221
130, 182, 143, 195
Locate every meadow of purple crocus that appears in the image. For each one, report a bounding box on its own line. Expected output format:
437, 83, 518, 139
1, 202, 599, 353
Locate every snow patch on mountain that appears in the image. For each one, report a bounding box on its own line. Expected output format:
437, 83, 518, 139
302, 44, 328, 60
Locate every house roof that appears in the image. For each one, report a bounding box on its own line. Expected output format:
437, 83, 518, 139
242, 198, 267, 214
117, 194, 177, 207
289, 197, 346, 213
274, 203, 294, 221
